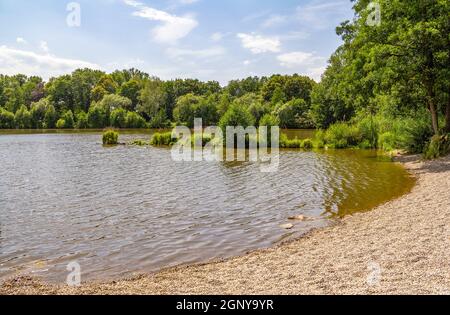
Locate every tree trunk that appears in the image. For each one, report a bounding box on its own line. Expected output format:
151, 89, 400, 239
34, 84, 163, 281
446, 101, 450, 133
430, 103, 439, 135
429, 100, 440, 135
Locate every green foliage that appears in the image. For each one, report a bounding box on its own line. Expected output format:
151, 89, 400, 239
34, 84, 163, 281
56, 110, 74, 129
324, 123, 362, 148
102, 129, 119, 145
75, 111, 89, 129
275, 98, 313, 129
30, 98, 51, 129
218, 103, 255, 133
88, 105, 109, 128
44, 105, 58, 129
280, 134, 303, 149
150, 132, 177, 146
424, 134, 450, 160
149, 109, 169, 129
303, 138, 314, 149
0, 108, 15, 129
110, 108, 127, 128
125, 112, 147, 129
14, 105, 32, 129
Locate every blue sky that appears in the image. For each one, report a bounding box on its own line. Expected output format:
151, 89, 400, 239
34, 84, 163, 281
0, 0, 354, 84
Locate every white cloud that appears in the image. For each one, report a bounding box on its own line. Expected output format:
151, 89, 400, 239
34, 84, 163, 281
296, 0, 350, 30
261, 15, 286, 28
123, 0, 198, 44
166, 46, 225, 60
211, 32, 224, 42
237, 33, 281, 54
39, 41, 49, 53
178, 0, 199, 4
0, 46, 100, 80
277, 51, 326, 81
16, 37, 27, 44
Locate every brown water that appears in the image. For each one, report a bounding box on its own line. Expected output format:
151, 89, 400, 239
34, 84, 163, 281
0, 130, 415, 283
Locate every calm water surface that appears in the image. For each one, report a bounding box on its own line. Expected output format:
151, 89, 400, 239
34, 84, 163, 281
0, 130, 415, 283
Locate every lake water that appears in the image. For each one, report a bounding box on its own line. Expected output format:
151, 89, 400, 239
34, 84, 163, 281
0, 130, 415, 283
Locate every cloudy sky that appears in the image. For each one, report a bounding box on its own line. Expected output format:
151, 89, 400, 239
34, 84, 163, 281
0, 0, 354, 84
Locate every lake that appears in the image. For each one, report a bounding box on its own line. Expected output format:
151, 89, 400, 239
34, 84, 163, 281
0, 130, 415, 283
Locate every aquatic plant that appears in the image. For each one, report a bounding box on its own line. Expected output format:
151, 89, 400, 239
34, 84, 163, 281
102, 129, 119, 145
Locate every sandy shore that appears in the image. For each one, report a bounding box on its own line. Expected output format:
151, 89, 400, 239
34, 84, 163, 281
2, 154, 449, 295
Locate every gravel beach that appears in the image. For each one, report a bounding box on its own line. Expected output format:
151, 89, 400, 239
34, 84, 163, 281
2, 154, 449, 295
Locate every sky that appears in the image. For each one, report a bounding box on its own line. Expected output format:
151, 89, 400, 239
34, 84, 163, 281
0, 0, 355, 84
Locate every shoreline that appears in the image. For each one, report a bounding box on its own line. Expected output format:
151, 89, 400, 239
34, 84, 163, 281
1, 154, 449, 295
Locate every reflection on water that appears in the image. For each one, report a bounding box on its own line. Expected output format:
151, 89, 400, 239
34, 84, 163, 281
0, 131, 414, 283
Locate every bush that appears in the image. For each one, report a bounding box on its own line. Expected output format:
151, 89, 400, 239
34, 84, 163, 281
424, 134, 450, 160
56, 111, 74, 129
75, 111, 89, 129
150, 132, 177, 146
378, 132, 396, 152
280, 134, 303, 149
125, 112, 147, 129
219, 103, 255, 133
44, 105, 58, 129
14, 105, 32, 129
88, 105, 109, 128
303, 138, 314, 149
56, 119, 66, 129
324, 122, 362, 148
110, 108, 127, 128
0, 108, 15, 129
102, 129, 119, 145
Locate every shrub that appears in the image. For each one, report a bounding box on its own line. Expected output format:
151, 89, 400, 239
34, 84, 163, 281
218, 103, 255, 133
88, 105, 109, 128
15, 105, 32, 129
0, 108, 15, 129
424, 134, 450, 160
324, 122, 362, 148
150, 132, 177, 146
125, 112, 147, 129
303, 138, 314, 149
75, 111, 89, 129
280, 134, 303, 149
130, 139, 149, 146
44, 105, 58, 129
110, 108, 127, 128
56, 119, 66, 129
378, 132, 396, 152
102, 129, 119, 145
56, 111, 74, 129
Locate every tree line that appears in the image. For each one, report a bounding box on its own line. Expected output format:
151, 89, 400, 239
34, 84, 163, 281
0, 70, 316, 130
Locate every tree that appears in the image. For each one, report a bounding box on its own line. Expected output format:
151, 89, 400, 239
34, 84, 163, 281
110, 108, 127, 128
88, 105, 108, 128
14, 105, 32, 129
97, 94, 132, 115
58, 110, 74, 129
125, 112, 147, 128
30, 98, 52, 129
0, 108, 15, 129
75, 111, 89, 129
138, 78, 167, 120
44, 105, 58, 129
219, 103, 255, 132
119, 79, 140, 110
173, 93, 199, 127
275, 99, 313, 129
